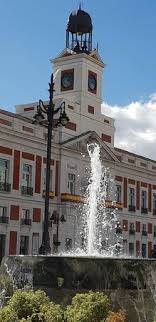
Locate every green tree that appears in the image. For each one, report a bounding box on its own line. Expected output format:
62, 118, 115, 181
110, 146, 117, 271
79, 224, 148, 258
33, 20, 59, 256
65, 291, 110, 322
0, 289, 64, 322
0, 306, 18, 322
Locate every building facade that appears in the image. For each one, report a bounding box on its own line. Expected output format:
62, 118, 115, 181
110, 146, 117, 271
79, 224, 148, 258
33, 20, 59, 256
0, 7, 156, 261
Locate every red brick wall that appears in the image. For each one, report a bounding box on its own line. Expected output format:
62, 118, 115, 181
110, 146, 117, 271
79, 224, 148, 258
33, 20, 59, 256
148, 184, 152, 212
101, 134, 111, 143
9, 231, 17, 255
55, 161, 59, 197
35, 156, 42, 193
136, 241, 140, 257
123, 178, 127, 208
148, 241, 152, 258
33, 208, 41, 223
115, 176, 123, 182
0, 146, 12, 155
136, 221, 140, 233
65, 122, 76, 131
13, 150, 20, 190
22, 152, 34, 161
10, 206, 19, 220
136, 181, 140, 210
128, 179, 135, 185
123, 219, 128, 231
148, 223, 152, 234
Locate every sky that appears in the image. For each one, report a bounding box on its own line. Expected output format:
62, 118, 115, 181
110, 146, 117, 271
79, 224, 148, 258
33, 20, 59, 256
0, 0, 156, 158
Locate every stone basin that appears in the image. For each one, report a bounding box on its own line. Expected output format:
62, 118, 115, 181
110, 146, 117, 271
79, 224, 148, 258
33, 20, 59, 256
1, 255, 156, 322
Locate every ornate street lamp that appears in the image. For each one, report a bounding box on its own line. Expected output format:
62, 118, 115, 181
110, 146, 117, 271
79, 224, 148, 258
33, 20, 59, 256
33, 73, 69, 255
50, 210, 66, 252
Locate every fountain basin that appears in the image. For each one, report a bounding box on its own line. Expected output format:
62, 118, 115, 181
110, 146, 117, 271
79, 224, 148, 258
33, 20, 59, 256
1, 255, 156, 322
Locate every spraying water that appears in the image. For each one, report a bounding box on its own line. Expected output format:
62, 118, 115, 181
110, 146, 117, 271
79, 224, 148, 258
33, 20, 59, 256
79, 143, 122, 256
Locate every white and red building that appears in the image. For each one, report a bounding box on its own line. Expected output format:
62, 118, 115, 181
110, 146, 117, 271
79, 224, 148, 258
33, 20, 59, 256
0, 7, 156, 260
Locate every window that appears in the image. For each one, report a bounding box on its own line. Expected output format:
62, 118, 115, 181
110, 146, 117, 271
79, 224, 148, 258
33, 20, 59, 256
153, 194, 156, 210
65, 238, 72, 251
22, 164, 32, 187
20, 236, 29, 255
0, 234, 6, 262
141, 190, 147, 208
0, 206, 7, 217
142, 224, 146, 232
43, 168, 52, 191
116, 185, 121, 203
0, 158, 9, 183
68, 173, 76, 194
129, 243, 134, 256
129, 188, 135, 206
22, 209, 30, 219
129, 223, 135, 231
142, 244, 146, 258
32, 233, 39, 255
154, 226, 156, 234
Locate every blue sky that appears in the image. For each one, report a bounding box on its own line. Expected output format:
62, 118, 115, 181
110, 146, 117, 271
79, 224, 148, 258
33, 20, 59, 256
0, 0, 156, 111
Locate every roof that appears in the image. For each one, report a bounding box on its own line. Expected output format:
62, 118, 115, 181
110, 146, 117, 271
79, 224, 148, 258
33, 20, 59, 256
115, 147, 156, 164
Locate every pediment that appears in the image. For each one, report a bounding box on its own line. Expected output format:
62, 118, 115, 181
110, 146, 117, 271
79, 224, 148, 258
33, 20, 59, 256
53, 48, 75, 60
61, 131, 119, 163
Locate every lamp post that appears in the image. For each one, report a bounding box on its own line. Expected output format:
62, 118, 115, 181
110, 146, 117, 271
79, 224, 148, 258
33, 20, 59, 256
50, 210, 66, 253
33, 73, 69, 255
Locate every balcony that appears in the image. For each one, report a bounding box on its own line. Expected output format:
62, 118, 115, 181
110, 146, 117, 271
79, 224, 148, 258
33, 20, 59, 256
128, 205, 136, 212
142, 231, 147, 236
42, 190, 55, 199
21, 186, 33, 196
0, 182, 11, 192
0, 216, 9, 224
21, 218, 32, 226
129, 229, 135, 235
153, 209, 156, 216
141, 208, 148, 214
61, 193, 85, 203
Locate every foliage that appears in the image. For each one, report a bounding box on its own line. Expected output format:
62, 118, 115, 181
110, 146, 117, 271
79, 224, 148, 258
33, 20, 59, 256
0, 289, 63, 322
106, 310, 125, 322
0, 306, 18, 322
65, 291, 110, 322
0, 269, 13, 297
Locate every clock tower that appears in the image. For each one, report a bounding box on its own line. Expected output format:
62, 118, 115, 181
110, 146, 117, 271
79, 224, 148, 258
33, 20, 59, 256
51, 7, 115, 147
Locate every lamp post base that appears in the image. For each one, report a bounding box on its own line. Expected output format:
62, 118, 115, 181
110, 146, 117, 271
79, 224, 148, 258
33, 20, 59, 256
39, 232, 51, 255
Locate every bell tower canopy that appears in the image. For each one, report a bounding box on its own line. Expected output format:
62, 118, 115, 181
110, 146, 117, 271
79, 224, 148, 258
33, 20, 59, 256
66, 7, 93, 53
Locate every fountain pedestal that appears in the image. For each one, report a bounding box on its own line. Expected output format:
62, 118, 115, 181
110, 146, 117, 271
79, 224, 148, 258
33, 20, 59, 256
2, 255, 156, 322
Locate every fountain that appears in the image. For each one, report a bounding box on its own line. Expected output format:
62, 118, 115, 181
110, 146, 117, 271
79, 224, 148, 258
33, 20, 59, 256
1, 143, 156, 322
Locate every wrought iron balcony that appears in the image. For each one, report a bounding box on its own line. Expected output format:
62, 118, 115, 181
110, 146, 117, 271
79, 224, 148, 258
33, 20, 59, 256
142, 231, 147, 236
129, 229, 135, 235
128, 205, 136, 212
141, 208, 148, 214
21, 218, 32, 226
0, 182, 11, 192
153, 209, 156, 216
21, 186, 33, 196
0, 216, 9, 224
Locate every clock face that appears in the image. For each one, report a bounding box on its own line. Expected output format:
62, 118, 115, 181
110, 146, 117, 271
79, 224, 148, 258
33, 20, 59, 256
88, 74, 97, 92
61, 73, 73, 89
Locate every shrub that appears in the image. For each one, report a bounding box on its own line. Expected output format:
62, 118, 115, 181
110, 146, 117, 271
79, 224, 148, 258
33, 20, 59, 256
106, 310, 125, 322
0, 306, 18, 322
65, 291, 110, 322
7, 289, 49, 319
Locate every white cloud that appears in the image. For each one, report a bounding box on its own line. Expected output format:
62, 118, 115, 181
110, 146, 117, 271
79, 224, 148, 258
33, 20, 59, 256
102, 93, 156, 160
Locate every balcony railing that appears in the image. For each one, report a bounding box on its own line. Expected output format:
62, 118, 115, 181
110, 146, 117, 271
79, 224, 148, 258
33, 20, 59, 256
141, 208, 148, 214
142, 231, 147, 236
0, 216, 9, 224
153, 209, 156, 216
21, 186, 33, 196
128, 205, 136, 212
0, 182, 11, 192
129, 229, 135, 235
21, 218, 32, 226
